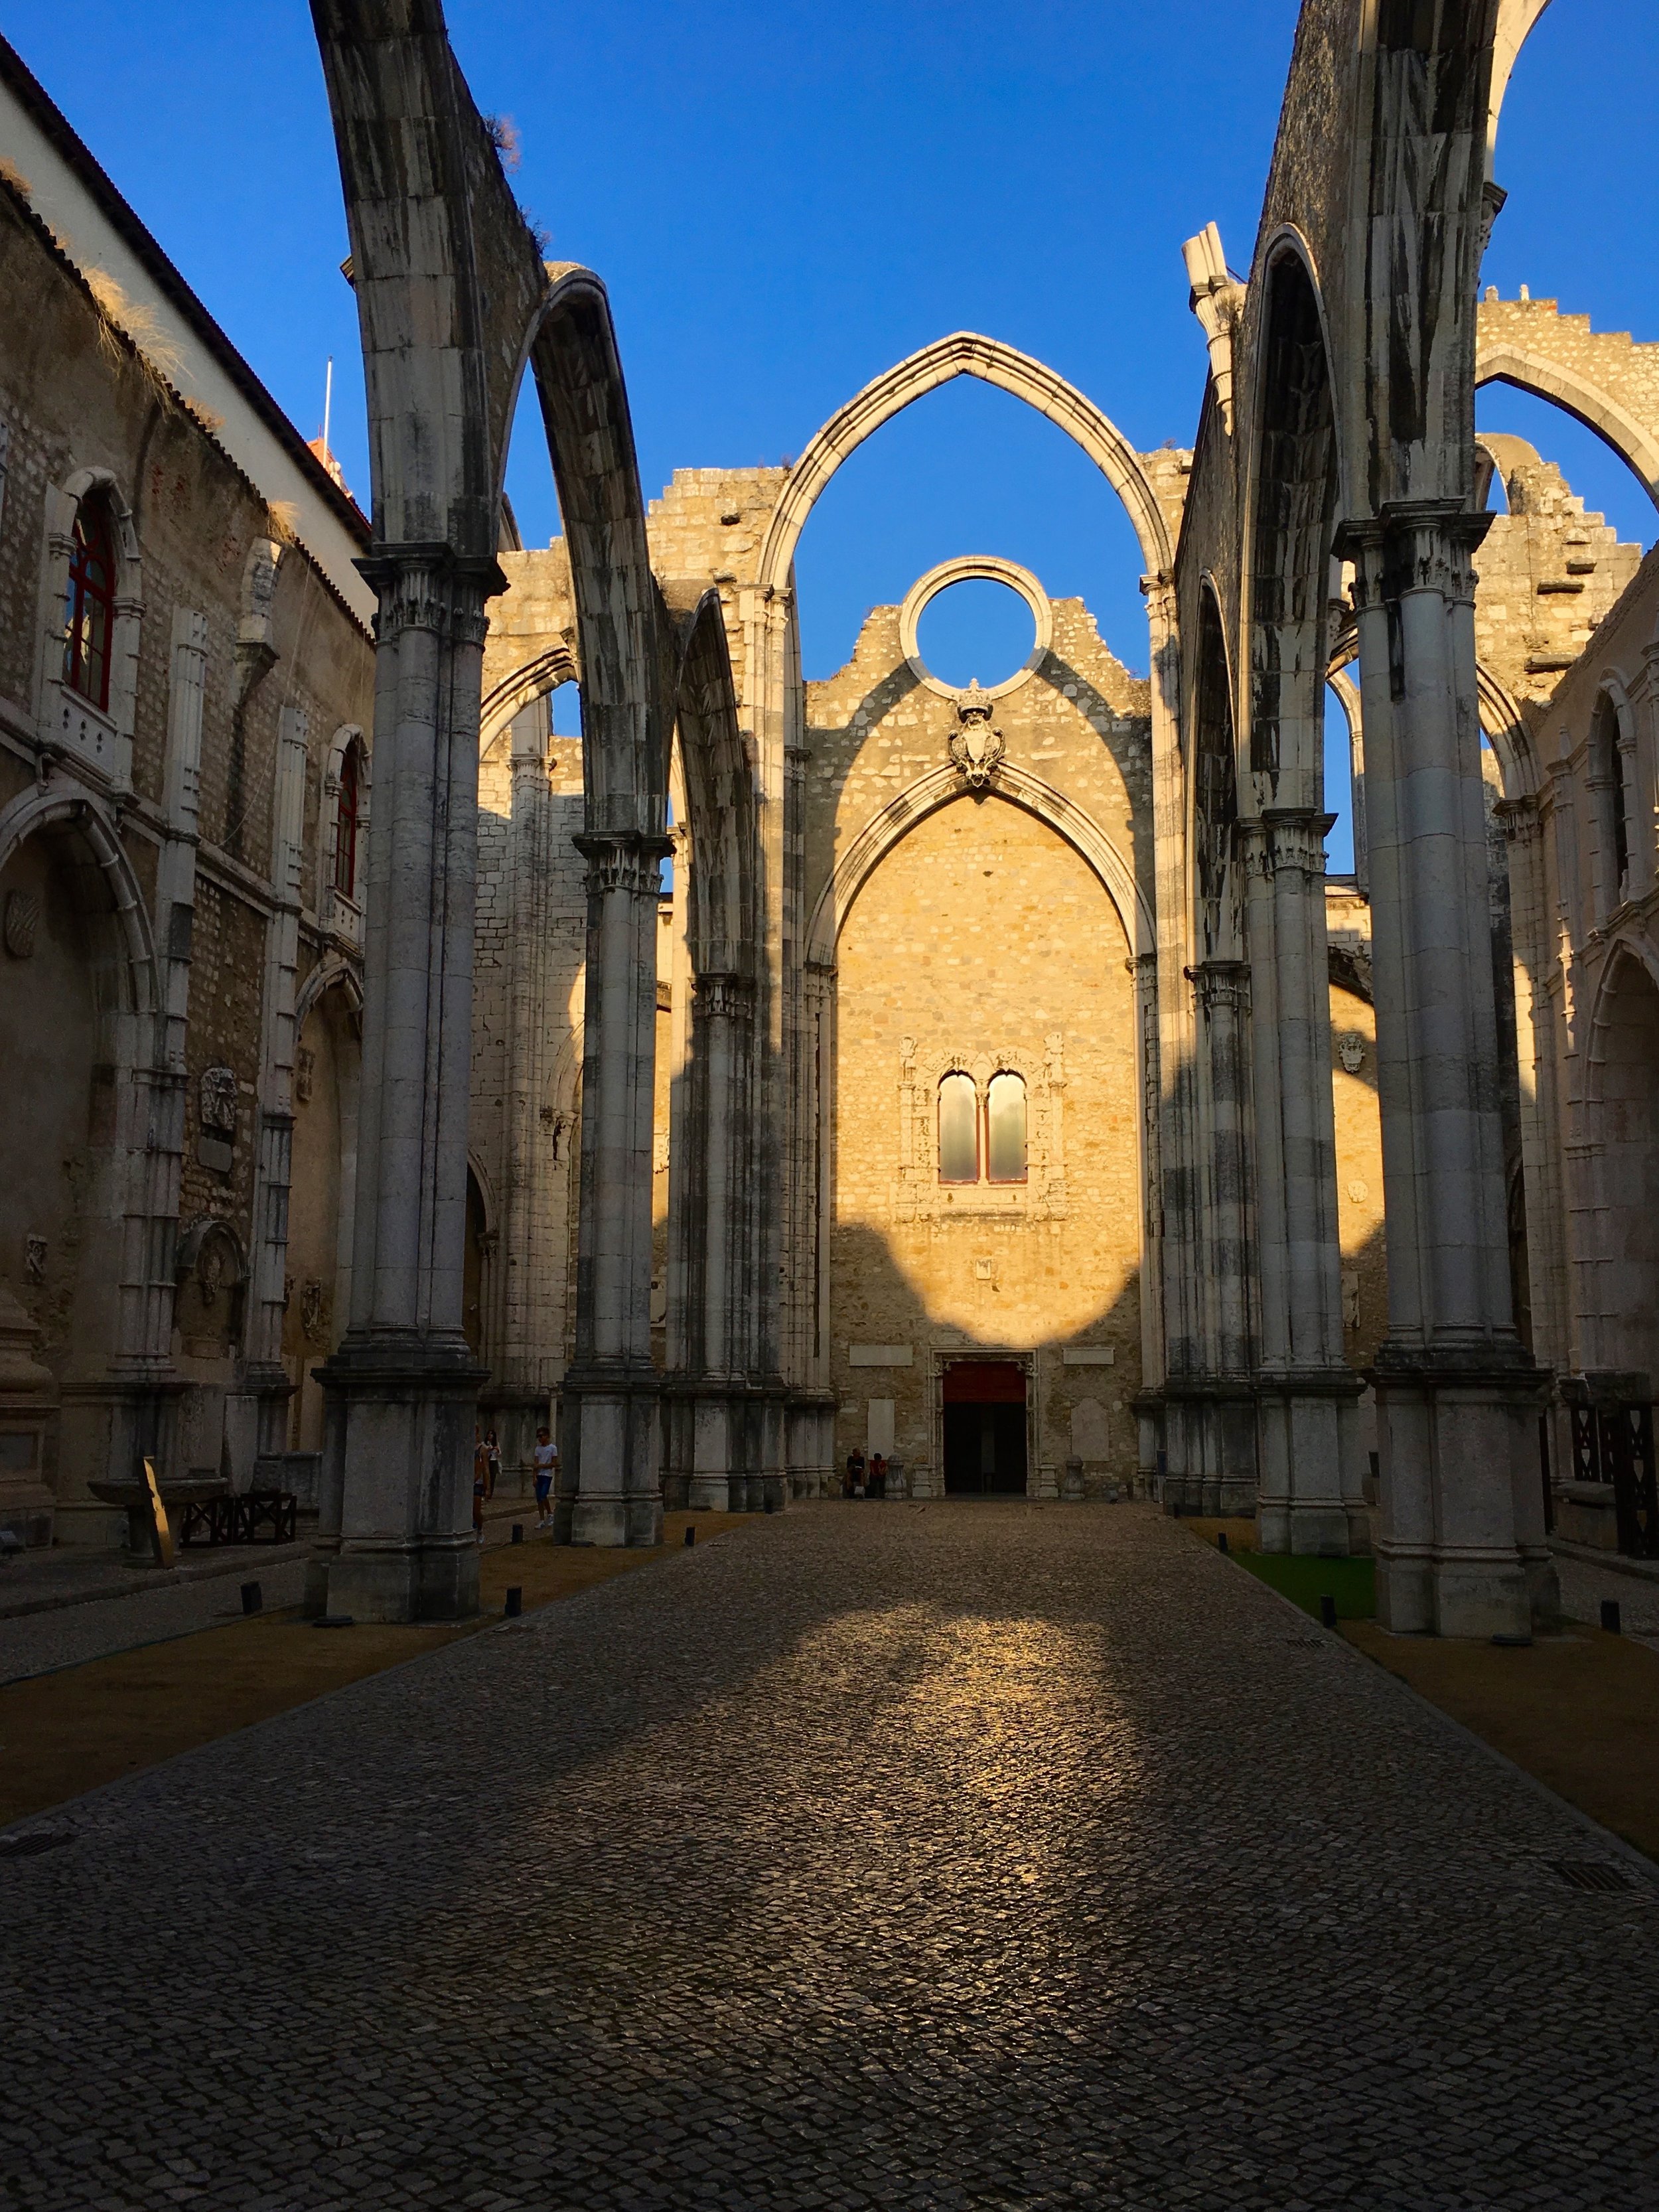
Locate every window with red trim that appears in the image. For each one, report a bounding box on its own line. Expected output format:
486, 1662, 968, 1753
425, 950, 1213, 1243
334, 741, 360, 899
63, 500, 115, 710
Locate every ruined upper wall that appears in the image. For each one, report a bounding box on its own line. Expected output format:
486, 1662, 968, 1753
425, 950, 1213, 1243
1474, 450, 1642, 715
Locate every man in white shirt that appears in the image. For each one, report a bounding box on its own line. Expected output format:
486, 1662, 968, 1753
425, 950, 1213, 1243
533, 1426, 559, 1528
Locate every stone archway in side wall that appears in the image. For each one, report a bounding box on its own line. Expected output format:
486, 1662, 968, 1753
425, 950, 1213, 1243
757, 332, 1174, 602
480, 644, 580, 759
1475, 338, 1659, 515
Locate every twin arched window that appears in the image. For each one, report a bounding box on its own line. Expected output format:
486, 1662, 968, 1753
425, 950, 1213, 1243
64, 499, 115, 711
938, 1070, 1027, 1185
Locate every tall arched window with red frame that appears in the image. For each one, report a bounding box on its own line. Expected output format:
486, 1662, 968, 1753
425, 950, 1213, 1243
63, 500, 115, 711
334, 741, 360, 899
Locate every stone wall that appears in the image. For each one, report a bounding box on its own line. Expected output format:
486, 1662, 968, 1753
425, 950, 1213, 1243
804, 587, 1153, 1497
0, 159, 372, 1540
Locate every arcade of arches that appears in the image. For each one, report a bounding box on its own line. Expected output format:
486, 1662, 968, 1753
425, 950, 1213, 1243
5, 5, 1659, 1642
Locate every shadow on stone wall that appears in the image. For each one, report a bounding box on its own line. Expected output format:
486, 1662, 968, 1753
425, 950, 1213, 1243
829, 1217, 1147, 1497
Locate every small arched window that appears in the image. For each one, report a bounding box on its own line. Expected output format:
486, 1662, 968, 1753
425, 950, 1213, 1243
63, 498, 116, 711
334, 740, 361, 900
1595, 695, 1628, 899
985, 1071, 1028, 1183
938, 1072, 978, 1184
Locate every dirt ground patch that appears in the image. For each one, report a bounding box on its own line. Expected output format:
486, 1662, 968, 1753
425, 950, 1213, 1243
1, 1511, 750, 1830
1342, 1617, 1659, 1864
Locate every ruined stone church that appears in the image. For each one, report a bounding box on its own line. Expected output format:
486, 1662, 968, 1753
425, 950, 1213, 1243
2, 1, 1656, 1641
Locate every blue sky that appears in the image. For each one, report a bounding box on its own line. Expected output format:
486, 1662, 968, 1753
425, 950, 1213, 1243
8, 0, 1657, 789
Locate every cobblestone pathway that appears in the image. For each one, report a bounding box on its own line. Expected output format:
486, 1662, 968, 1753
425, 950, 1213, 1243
4, 1503, 1658, 2210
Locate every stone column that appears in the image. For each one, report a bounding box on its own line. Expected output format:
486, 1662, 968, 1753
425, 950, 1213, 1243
1177, 960, 1259, 1514
243, 703, 310, 1464
557, 826, 672, 1547
1240, 809, 1365, 1553
496, 696, 559, 1468
315, 550, 496, 1622
1342, 504, 1551, 1636
683, 971, 744, 1511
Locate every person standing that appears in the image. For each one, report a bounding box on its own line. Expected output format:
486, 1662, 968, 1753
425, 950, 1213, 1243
869, 1451, 887, 1501
845, 1447, 866, 1499
483, 1427, 502, 1501
533, 1426, 559, 1528
472, 1429, 488, 1543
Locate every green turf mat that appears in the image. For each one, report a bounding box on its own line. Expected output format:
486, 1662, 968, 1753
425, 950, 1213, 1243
1232, 1547, 1376, 1621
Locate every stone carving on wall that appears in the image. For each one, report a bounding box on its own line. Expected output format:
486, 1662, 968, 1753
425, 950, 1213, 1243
198, 1237, 228, 1306
24, 1234, 46, 1285
294, 1046, 315, 1105
3, 889, 40, 960
300, 1278, 328, 1343
199, 1065, 238, 1136
948, 683, 1006, 789
1337, 1033, 1365, 1073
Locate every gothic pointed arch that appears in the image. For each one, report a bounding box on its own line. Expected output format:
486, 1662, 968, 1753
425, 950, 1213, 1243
757, 332, 1175, 599
1246, 242, 1338, 801
1475, 332, 1659, 513
1192, 576, 1241, 959
522, 267, 669, 828
805, 763, 1153, 970
672, 590, 755, 979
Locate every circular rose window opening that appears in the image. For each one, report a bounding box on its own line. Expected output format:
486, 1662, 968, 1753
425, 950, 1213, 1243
914, 577, 1039, 692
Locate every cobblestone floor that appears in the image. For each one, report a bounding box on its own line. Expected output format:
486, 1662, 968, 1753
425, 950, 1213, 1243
4, 1501, 1658, 2210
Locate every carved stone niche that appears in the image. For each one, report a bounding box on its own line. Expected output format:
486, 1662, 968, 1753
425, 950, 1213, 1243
197, 1063, 238, 1175
173, 1216, 248, 1361
0, 1281, 58, 1546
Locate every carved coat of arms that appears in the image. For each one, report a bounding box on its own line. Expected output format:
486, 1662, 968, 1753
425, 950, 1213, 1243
949, 682, 1005, 788
199, 1064, 238, 1136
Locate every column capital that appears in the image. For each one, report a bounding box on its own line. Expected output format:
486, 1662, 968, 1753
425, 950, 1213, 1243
574, 828, 674, 900
1240, 808, 1333, 877
1493, 793, 1542, 846
1184, 957, 1252, 1013
1335, 501, 1492, 607
695, 970, 753, 1019
356, 544, 507, 642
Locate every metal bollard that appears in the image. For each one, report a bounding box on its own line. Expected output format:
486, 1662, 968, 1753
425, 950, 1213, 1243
1319, 1593, 1338, 1630
510, 1523, 524, 1544
240, 1580, 262, 1615
1601, 1599, 1622, 1635
504, 1586, 522, 1618
684, 1526, 696, 1547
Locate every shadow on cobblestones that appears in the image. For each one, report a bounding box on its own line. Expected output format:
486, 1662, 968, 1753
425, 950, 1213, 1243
3, 1502, 1658, 2210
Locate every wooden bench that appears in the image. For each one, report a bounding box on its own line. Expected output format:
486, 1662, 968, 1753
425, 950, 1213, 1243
177, 1490, 299, 1548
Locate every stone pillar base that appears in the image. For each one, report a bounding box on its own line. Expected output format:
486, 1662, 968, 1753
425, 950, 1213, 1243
561, 1370, 662, 1548
1159, 1382, 1259, 1524
314, 1336, 485, 1621
1256, 1374, 1368, 1556
326, 1532, 481, 1625
1374, 1353, 1547, 1637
